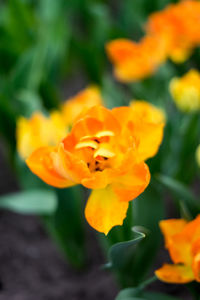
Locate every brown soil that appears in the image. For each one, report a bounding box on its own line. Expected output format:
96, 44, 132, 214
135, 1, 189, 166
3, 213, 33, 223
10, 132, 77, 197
0, 210, 118, 300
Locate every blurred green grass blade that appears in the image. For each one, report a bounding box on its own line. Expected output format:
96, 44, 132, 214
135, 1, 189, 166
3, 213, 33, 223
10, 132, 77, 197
43, 186, 86, 269
101, 75, 128, 108
156, 174, 200, 217
15, 89, 44, 117
0, 94, 16, 149
5, 0, 35, 50
0, 189, 57, 214
105, 227, 145, 270
119, 0, 146, 39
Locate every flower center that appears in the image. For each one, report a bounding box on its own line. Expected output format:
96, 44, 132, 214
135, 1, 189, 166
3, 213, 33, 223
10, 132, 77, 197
75, 130, 116, 172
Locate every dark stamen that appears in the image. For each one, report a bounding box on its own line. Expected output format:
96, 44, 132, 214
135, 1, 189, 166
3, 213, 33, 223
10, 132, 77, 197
95, 167, 102, 172
87, 162, 90, 167
103, 157, 108, 160
94, 139, 100, 143
95, 161, 99, 165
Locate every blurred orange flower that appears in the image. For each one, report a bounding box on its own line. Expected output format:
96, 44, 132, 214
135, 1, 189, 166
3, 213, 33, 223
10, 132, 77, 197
169, 69, 200, 112
147, 0, 200, 63
155, 215, 200, 283
61, 86, 103, 125
106, 0, 200, 81
26, 103, 165, 234
17, 86, 103, 160
16, 111, 67, 159
106, 36, 168, 82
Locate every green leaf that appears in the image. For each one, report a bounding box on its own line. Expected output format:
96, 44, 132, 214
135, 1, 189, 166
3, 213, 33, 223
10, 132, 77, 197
105, 227, 145, 270
156, 174, 200, 217
116, 287, 142, 300
15, 89, 44, 117
116, 288, 181, 300
0, 189, 57, 214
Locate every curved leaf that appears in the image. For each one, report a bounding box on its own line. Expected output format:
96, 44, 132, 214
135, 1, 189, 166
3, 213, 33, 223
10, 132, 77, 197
105, 227, 145, 270
0, 189, 57, 214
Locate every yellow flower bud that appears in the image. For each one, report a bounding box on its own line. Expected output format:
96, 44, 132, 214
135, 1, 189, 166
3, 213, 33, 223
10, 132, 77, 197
169, 69, 200, 113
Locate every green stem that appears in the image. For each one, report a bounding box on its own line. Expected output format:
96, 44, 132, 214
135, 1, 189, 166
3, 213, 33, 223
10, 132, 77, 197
138, 275, 157, 291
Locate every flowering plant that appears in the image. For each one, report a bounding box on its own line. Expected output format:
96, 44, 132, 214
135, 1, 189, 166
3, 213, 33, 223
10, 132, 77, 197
0, 0, 200, 299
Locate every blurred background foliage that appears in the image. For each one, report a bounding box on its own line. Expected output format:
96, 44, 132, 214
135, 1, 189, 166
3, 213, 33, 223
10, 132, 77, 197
0, 0, 200, 297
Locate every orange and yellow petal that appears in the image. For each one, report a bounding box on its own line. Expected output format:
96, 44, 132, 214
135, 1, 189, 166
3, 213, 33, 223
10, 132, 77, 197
82, 106, 121, 136
16, 111, 67, 160
159, 219, 192, 265
85, 185, 129, 235
81, 168, 114, 190
16, 113, 47, 159
131, 121, 165, 162
155, 264, 194, 284
62, 86, 103, 125
26, 147, 75, 188
192, 252, 200, 283
106, 39, 138, 64
130, 101, 165, 124
112, 102, 165, 162
159, 219, 188, 248
179, 215, 200, 243
54, 143, 91, 184
112, 162, 150, 202
191, 238, 200, 282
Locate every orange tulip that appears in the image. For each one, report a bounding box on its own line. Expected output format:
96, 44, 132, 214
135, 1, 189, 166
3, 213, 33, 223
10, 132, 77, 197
106, 35, 168, 82
147, 0, 200, 63
155, 215, 200, 283
106, 0, 200, 81
26, 104, 164, 234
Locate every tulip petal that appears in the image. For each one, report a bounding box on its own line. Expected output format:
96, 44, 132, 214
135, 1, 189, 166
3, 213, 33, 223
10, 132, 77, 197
159, 219, 188, 248
192, 251, 200, 282
26, 147, 75, 188
55, 143, 91, 184
85, 186, 129, 235
159, 219, 192, 265
155, 264, 194, 284
112, 103, 165, 162
166, 215, 200, 265
106, 39, 137, 64
133, 121, 165, 162
112, 162, 151, 202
